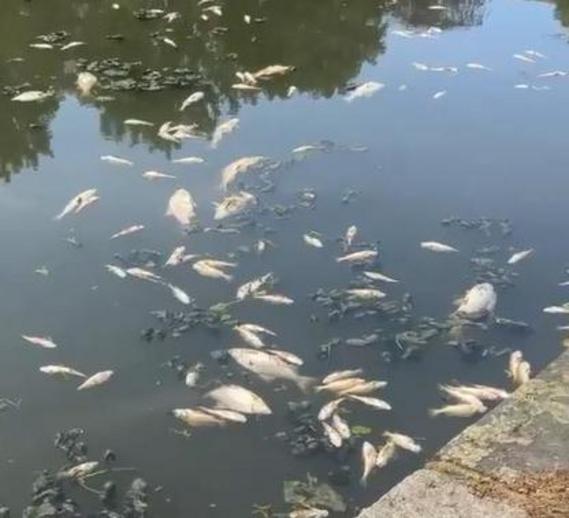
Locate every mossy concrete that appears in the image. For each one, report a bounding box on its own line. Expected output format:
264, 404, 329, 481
357, 350, 569, 518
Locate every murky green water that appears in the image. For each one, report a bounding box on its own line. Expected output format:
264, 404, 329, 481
1, 0, 569, 516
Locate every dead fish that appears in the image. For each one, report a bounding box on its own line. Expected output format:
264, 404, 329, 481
35, 266, 50, 277
513, 53, 536, 63
338, 381, 387, 397
292, 144, 325, 155
172, 156, 205, 165
441, 384, 510, 402
438, 385, 486, 407
375, 440, 397, 468
76, 72, 97, 96
466, 63, 492, 71
413, 62, 430, 71
348, 395, 391, 411
211, 118, 239, 148
180, 91, 205, 111
336, 250, 378, 264
507, 249, 534, 265
142, 171, 176, 180
429, 402, 486, 417
330, 413, 351, 439
421, 241, 458, 253
22, 335, 57, 349
538, 70, 567, 78
185, 363, 203, 387
543, 305, 569, 314
60, 461, 99, 479
198, 407, 247, 423
316, 377, 366, 394
40, 365, 86, 378
12, 90, 54, 102
234, 324, 275, 348
163, 11, 181, 22
110, 225, 144, 240
345, 81, 384, 102
322, 369, 364, 385
253, 64, 295, 80
318, 398, 345, 421
236, 273, 273, 300
205, 384, 271, 415
383, 431, 421, 453
360, 442, 377, 485
227, 348, 315, 391
220, 156, 266, 190
105, 264, 128, 278
167, 283, 191, 305
124, 119, 154, 127
29, 43, 54, 50
289, 508, 329, 518
428, 4, 448, 10
214, 191, 256, 220
345, 288, 386, 301
363, 271, 399, 283
524, 49, 546, 59
253, 293, 294, 305
173, 408, 227, 427
61, 41, 86, 51
344, 225, 357, 249
126, 267, 162, 283
267, 349, 303, 366
303, 234, 324, 248
193, 259, 236, 282
161, 37, 178, 49
165, 246, 187, 267
455, 283, 497, 320
77, 370, 114, 390
433, 90, 447, 100
100, 155, 133, 166
54, 188, 98, 220
166, 189, 197, 227
508, 350, 531, 387
322, 421, 343, 448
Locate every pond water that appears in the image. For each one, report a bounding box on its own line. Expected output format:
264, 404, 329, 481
1, 0, 569, 516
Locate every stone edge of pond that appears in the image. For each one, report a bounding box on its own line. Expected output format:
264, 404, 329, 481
357, 350, 569, 518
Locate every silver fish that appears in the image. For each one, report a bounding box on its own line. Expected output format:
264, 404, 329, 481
142, 171, 176, 180
211, 118, 239, 148
429, 402, 486, 417
375, 440, 397, 468
363, 271, 399, 283
336, 250, 378, 264
253, 293, 294, 305
124, 119, 154, 127
110, 225, 144, 240
180, 91, 205, 111
322, 369, 364, 385
236, 273, 273, 300
220, 156, 266, 190
126, 267, 162, 283
507, 249, 534, 265
76, 72, 97, 96
22, 335, 57, 349
77, 370, 114, 390
100, 155, 133, 166
421, 241, 458, 253
322, 421, 343, 448
348, 395, 391, 411
167, 283, 191, 305
345, 81, 384, 102
55, 189, 98, 220
12, 90, 53, 102
214, 191, 257, 220
105, 265, 127, 278
60, 461, 99, 479
193, 259, 236, 281
39, 365, 86, 378
172, 156, 205, 165
166, 189, 197, 226
318, 398, 345, 421
455, 283, 497, 320
383, 431, 421, 453
303, 234, 324, 248
360, 441, 377, 485
205, 384, 272, 415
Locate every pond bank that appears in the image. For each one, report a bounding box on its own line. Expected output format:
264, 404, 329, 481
357, 350, 569, 518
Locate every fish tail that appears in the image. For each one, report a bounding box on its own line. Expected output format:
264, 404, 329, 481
428, 408, 440, 417
359, 475, 369, 487
296, 376, 317, 393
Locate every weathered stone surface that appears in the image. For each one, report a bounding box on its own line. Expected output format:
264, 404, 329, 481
357, 469, 527, 518
358, 351, 569, 518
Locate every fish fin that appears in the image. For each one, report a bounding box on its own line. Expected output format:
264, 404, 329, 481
296, 376, 317, 394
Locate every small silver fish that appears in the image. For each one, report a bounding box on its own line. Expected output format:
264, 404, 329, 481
336, 250, 378, 264
77, 370, 114, 390
167, 283, 191, 305
318, 398, 345, 421
105, 264, 128, 278
100, 155, 133, 166
360, 441, 377, 484
383, 431, 421, 453
363, 271, 399, 283
22, 335, 57, 349
60, 461, 99, 479
124, 119, 154, 127
39, 365, 86, 378
180, 91, 205, 111
142, 171, 176, 180
303, 234, 324, 248
172, 156, 205, 165
345, 81, 384, 102
110, 224, 144, 240
421, 241, 458, 253
507, 248, 534, 265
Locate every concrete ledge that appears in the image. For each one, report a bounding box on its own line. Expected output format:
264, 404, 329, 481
358, 351, 569, 518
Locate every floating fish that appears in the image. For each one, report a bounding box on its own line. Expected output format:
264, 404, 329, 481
348, 395, 391, 411
345, 288, 386, 301
185, 363, 203, 387
167, 283, 191, 305
180, 91, 205, 111
227, 348, 314, 391
253, 293, 294, 305
538, 70, 567, 78
166, 189, 197, 227
322, 370, 364, 385
432, 90, 447, 100
40, 365, 86, 378
29, 43, 54, 50
344, 225, 357, 249
100, 155, 133, 166
360, 442, 377, 485
338, 381, 387, 397
173, 407, 240, 427
60, 461, 99, 479
455, 283, 497, 320
161, 37, 178, 49
211, 118, 239, 148
363, 271, 399, 283
77, 370, 114, 390
421, 241, 458, 253
322, 421, 343, 448
221, 156, 266, 190
124, 119, 154, 127
172, 156, 205, 165
193, 259, 236, 281
289, 508, 329, 518
35, 267, 50, 277
466, 63, 492, 71
253, 64, 295, 80
429, 402, 486, 417
513, 53, 535, 63
345, 81, 384, 102
142, 171, 176, 180
236, 273, 273, 300
316, 377, 366, 394
330, 413, 351, 440
507, 249, 534, 265
165, 246, 187, 267
375, 440, 397, 468
126, 267, 163, 282
55, 188, 98, 220
76, 72, 97, 96
61, 41, 86, 51
234, 323, 276, 348
543, 305, 569, 314
214, 191, 256, 220
508, 350, 531, 387
205, 384, 272, 415
383, 432, 421, 453
303, 234, 324, 248
336, 250, 378, 264
105, 264, 127, 278
110, 225, 144, 240
428, 4, 448, 10
318, 398, 345, 421
440, 384, 509, 402
12, 90, 54, 102
22, 335, 57, 349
